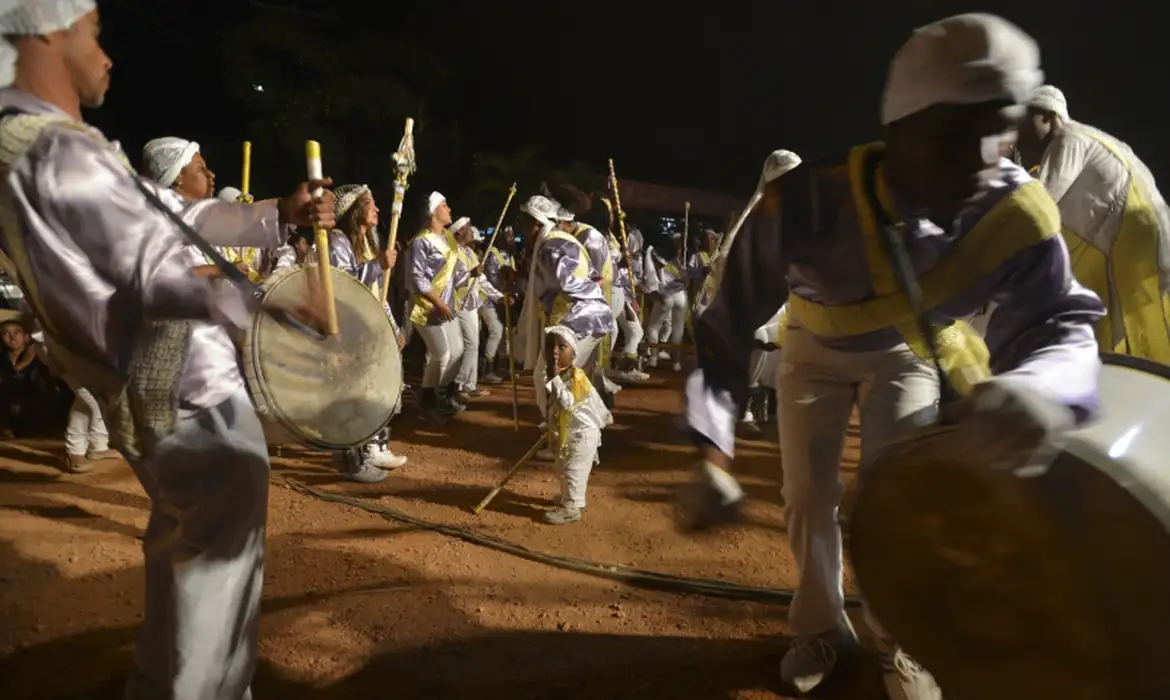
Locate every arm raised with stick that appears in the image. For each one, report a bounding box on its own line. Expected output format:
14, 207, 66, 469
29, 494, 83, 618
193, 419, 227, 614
380, 118, 418, 304
711, 150, 801, 288
607, 159, 636, 298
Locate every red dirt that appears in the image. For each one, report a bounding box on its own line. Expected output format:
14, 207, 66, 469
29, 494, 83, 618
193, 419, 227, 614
0, 370, 885, 699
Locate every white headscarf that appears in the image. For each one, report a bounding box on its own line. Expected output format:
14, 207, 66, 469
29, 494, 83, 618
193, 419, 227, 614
471, 226, 483, 242
1029, 85, 1070, 122
881, 13, 1043, 125
217, 186, 242, 202
555, 206, 575, 222
142, 137, 200, 188
427, 191, 446, 215
0, 1, 96, 88
543, 325, 578, 357
520, 195, 559, 228
448, 216, 470, 235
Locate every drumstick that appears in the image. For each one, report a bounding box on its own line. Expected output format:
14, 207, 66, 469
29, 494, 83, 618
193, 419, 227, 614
474, 433, 548, 514
380, 118, 417, 304
305, 140, 339, 336
484, 183, 518, 255
241, 141, 251, 197
504, 266, 519, 431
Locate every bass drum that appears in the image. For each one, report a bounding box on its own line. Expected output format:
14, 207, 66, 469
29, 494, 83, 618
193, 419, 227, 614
846, 354, 1170, 700
243, 266, 402, 450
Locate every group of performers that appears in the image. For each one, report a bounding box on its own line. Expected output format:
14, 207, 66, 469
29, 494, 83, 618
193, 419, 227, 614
0, 3, 1167, 700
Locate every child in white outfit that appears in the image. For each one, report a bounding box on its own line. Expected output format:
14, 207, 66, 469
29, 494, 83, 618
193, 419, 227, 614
542, 325, 613, 525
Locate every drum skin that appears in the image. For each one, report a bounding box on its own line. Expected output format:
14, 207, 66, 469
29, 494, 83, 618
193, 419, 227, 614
846, 354, 1170, 700
243, 266, 402, 450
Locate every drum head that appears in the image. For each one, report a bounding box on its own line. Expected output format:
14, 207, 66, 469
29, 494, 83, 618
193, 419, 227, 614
244, 267, 402, 450
847, 355, 1170, 700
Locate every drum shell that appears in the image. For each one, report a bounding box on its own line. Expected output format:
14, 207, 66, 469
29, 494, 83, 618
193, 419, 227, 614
846, 354, 1170, 700
243, 266, 402, 451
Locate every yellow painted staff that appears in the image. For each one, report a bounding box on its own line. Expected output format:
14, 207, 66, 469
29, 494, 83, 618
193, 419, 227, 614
241, 141, 252, 199
481, 183, 520, 431
380, 118, 418, 304
305, 140, 339, 335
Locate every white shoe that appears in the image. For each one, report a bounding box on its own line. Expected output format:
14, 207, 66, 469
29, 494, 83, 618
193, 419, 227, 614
628, 369, 650, 381
657, 350, 671, 360
542, 505, 582, 524
879, 650, 942, 700
672, 362, 682, 371
740, 409, 756, 424
600, 375, 622, 394
377, 445, 408, 469
679, 461, 744, 532
780, 626, 857, 694
538, 420, 548, 430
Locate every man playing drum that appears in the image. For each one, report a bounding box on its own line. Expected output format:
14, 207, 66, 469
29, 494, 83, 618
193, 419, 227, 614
0, 3, 336, 698
683, 13, 1105, 700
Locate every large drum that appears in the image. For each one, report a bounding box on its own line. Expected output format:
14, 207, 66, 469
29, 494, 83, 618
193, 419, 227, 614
243, 266, 402, 450
846, 354, 1170, 699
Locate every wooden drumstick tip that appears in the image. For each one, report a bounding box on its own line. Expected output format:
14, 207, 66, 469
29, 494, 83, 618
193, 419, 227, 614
404, 118, 414, 136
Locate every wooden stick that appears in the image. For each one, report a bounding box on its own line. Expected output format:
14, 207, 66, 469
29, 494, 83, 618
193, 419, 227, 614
484, 183, 518, 255
241, 141, 252, 196
305, 140, 339, 335
380, 117, 417, 304
607, 159, 636, 298
474, 434, 548, 514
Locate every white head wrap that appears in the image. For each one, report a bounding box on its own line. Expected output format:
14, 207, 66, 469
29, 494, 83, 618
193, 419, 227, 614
881, 13, 1043, 125
1029, 85, 1069, 121
427, 191, 446, 215
142, 137, 201, 188
543, 325, 579, 356
471, 226, 483, 242
0, 1, 97, 88
448, 216, 470, 234
555, 206, 575, 222
520, 195, 559, 228
217, 186, 242, 202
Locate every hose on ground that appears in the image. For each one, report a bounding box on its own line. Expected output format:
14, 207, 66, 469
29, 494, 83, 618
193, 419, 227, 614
272, 474, 863, 608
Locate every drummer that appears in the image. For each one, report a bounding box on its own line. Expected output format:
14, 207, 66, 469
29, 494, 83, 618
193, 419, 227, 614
683, 13, 1105, 700
317, 184, 406, 482
0, 4, 337, 697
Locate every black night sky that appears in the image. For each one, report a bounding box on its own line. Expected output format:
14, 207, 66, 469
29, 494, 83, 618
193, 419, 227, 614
91, 0, 1165, 216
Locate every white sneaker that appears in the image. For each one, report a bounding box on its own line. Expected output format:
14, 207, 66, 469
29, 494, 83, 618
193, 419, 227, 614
740, 409, 756, 424
780, 626, 856, 693
879, 650, 942, 700
679, 461, 744, 531
377, 444, 408, 469
628, 369, 650, 381
600, 375, 623, 394
672, 362, 682, 371
542, 505, 582, 524
657, 350, 671, 360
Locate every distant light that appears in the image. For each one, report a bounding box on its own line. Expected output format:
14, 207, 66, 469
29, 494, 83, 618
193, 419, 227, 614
253, 84, 264, 92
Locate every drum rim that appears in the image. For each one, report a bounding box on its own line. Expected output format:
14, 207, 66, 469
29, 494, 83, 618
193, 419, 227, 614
1100, 351, 1170, 379
243, 266, 400, 450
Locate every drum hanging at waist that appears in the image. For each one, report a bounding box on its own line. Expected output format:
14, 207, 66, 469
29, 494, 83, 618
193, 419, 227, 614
845, 353, 1170, 700
242, 266, 403, 450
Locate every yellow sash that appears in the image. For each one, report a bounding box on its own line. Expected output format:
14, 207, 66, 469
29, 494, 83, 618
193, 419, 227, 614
410, 229, 460, 326
1057, 133, 1170, 362
553, 366, 594, 457
455, 244, 480, 307
787, 143, 1059, 394
211, 246, 264, 283
540, 230, 591, 327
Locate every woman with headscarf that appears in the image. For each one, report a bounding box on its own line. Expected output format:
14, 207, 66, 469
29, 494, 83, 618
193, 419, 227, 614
408, 192, 469, 424
310, 184, 406, 481
142, 137, 266, 284
451, 219, 502, 399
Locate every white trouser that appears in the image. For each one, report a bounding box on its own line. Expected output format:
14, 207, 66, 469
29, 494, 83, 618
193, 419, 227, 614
124, 389, 268, 700
610, 286, 644, 358
479, 304, 507, 359
534, 333, 604, 420
62, 376, 109, 457
648, 290, 687, 357
555, 428, 601, 509
455, 308, 481, 390
416, 319, 465, 389
779, 324, 939, 637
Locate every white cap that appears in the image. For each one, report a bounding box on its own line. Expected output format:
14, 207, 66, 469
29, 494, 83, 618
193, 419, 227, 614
427, 191, 446, 215
1028, 85, 1069, 121
217, 186, 242, 202
555, 206, 575, 222
881, 13, 1043, 125
543, 325, 579, 355
448, 216, 470, 234
0, 1, 96, 88
142, 137, 200, 188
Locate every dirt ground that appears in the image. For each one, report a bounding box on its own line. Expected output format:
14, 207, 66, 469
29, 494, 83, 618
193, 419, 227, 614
0, 365, 886, 700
